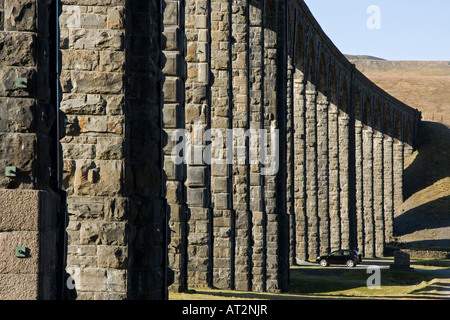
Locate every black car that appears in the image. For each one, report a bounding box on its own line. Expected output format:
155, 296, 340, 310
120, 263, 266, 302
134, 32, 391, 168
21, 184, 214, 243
316, 250, 362, 267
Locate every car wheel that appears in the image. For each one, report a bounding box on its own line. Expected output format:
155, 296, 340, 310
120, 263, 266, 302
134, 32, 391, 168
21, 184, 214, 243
346, 260, 355, 267
320, 259, 328, 267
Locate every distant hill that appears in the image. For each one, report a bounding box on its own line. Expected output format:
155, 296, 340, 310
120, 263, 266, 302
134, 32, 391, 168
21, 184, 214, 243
347, 55, 450, 252
347, 55, 450, 127
344, 54, 386, 61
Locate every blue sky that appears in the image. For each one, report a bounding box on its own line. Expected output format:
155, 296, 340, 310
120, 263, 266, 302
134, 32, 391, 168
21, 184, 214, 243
303, 0, 450, 61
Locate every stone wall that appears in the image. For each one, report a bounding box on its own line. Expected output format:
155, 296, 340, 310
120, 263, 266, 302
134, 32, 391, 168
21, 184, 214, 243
60, 0, 168, 299
164, 0, 290, 293
163, 0, 188, 292
0, 0, 63, 299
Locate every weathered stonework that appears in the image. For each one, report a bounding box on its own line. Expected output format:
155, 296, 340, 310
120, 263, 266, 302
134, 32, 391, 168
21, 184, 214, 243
163, 0, 421, 293
0, 0, 422, 300
60, 0, 169, 299
0, 0, 63, 300
164, 0, 188, 293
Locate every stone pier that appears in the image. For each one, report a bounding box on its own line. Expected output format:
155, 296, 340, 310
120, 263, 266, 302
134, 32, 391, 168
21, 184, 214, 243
0, 0, 423, 299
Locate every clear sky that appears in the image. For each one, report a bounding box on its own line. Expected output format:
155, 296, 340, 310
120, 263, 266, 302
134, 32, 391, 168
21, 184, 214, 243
303, 0, 450, 61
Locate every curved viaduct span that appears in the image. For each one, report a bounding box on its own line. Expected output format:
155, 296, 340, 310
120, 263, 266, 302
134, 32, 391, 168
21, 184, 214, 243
164, 0, 421, 293
0, 0, 421, 300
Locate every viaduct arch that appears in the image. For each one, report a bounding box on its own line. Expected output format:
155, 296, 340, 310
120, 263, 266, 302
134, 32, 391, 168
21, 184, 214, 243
0, 0, 420, 299
162, 0, 420, 293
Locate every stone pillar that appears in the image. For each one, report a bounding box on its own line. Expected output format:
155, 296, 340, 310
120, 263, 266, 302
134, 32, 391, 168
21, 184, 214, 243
338, 111, 350, 250
362, 126, 374, 257
383, 135, 394, 243
163, 0, 188, 293
373, 131, 384, 256
328, 103, 340, 251
293, 74, 307, 261
0, 190, 60, 300
286, 32, 295, 267
263, 12, 278, 291
0, 0, 63, 300
61, 0, 168, 299
317, 98, 329, 254
0, 0, 63, 299
305, 88, 318, 259
393, 139, 404, 216
249, 0, 265, 291
231, 0, 251, 292
354, 120, 364, 253
263, 0, 287, 292
185, 0, 212, 288
210, 0, 233, 290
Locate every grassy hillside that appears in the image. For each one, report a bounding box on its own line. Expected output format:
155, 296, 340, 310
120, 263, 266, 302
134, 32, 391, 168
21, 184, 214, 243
348, 56, 450, 250
399, 121, 450, 248
347, 56, 450, 126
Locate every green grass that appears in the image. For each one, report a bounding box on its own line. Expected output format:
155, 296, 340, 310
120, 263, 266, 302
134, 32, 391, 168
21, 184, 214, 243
288, 266, 436, 297
170, 259, 449, 300
410, 259, 450, 268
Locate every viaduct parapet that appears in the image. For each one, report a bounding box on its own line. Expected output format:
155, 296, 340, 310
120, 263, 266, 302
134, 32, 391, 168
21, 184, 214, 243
0, 0, 421, 299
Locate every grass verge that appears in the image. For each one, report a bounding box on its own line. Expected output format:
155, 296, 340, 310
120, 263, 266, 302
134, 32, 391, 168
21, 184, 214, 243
169, 259, 450, 300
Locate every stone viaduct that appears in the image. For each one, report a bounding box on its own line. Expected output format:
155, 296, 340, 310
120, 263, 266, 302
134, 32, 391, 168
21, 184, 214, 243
0, 0, 421, 299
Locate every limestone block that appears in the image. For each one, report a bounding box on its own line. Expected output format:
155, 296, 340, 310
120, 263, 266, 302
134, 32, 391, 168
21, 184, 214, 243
96, 136, 124, 160
67, 196, 104, 220
0, 231, 39, 274
63, 0, 125, 6
107, 6, 124, 29
0, 133, 36, 187
4, 0, 36, 31
70, 71, 124, 94
67, 115, 123, 134
62, 50, 100, 71
0, 97, 35, 133
0, 66, 37, 97
211, 163, 228, 177
73, 159, 123, 196
187, 187, 210, 207
166, 180, 184, 204
99, 50, 125, 72
0, 1, 4, 30
69, 29, 124, 51
187, 166, 209, 187
0, 189, 57, 233
214, 193, 230, 210
0, 32, 36, 66
62, 143, 96, 160
163, 104, 185, 129
163, 76, 184, 103
77, 267, 107, 292
163, 51, 185, 77
164, 155, 184, 181
77, 13, 108, 29
97, 245, 128, 268
103, 197, 128, 221
79, 221, 126, 246
0, 274, 39, 300
198, 62, 209, 83
211, 176, 228, 193
163, 26, 184, 52
164, 1, 182, 26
